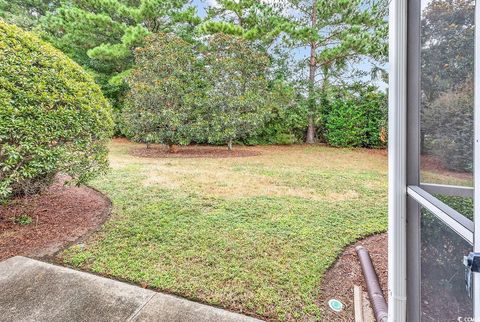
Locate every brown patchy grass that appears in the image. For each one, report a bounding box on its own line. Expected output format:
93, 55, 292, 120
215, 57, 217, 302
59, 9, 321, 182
62, 139, 389, 321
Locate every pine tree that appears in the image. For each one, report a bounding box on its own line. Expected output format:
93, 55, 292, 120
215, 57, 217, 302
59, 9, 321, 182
0, 0, 59, 29
198, 0, 284, 45
198, 0, 387, 144
279, 0, 388, 143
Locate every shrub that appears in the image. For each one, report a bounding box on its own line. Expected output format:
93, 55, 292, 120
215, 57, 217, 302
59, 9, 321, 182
245, 82, 307, 145
0, 21, 113, 201
322, 87, 387, 148
323, 99, 365, 147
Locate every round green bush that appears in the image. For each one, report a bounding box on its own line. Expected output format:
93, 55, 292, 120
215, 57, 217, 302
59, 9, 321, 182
0, 21, 114, 201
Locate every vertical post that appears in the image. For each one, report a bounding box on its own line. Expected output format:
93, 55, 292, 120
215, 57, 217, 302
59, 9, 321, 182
406, 0, 421, 320
473, 0, 480, 317
388, 0, 408, 321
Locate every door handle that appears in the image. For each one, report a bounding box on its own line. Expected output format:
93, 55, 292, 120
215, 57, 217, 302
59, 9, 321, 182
464, 252, 480, 297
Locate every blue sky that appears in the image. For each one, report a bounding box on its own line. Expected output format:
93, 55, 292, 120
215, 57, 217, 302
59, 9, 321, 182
192, 0, 209, 18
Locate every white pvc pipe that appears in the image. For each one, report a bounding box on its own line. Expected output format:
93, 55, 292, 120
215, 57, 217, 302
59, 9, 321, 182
388, 0, 408, 321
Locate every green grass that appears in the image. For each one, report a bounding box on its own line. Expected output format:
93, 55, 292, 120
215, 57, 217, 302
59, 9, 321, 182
62, 140, 388, 321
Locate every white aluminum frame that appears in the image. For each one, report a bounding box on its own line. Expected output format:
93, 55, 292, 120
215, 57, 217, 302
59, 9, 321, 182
407, 186, 474, 244
473, 0, 480, 316
388, 0, 407, 320
389, 0, 480, 320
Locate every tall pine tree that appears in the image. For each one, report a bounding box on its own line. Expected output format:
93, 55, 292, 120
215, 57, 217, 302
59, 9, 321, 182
280, 0, 388, 143
198, 0, 387, 143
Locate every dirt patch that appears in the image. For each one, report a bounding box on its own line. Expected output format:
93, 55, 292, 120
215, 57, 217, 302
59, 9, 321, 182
318, 233, 387, 321
0, 175, 111, 261
131, 145, 261, 159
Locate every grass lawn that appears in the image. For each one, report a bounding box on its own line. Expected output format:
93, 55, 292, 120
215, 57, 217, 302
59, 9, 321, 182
62, 139, 389, 321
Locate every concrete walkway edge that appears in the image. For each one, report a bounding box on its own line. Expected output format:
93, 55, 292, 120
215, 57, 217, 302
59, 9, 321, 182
0, 256, 262, 322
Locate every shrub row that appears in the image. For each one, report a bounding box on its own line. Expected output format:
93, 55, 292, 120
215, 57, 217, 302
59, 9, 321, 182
321, 88, 388, 148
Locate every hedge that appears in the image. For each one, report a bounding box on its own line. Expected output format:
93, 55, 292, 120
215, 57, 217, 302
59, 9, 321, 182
322, 89, 387, 148
0, 20, 114, 201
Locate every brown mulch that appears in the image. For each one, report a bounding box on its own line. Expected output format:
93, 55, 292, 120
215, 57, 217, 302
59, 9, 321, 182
318, 233, 387, 321
421, 154, 472, 181
0, 175, 111, 261
130, 145, 262, 159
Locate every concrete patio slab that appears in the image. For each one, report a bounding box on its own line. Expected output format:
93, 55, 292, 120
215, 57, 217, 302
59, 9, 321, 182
0, 257, 261, 322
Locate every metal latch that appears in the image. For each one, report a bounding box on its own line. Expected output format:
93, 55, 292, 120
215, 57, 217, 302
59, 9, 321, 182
464, 252, 480, 298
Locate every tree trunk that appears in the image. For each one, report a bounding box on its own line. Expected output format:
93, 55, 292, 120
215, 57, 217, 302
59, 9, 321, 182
306, 115, 316, 144
306, 0, 318, 144
168, 144, 178, 153
227, 139, 233, 151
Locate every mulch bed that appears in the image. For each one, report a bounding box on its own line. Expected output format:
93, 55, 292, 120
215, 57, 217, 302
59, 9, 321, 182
421, 154, 472, 181
0, 175, 111, 261
131, 145, 262, 159
318, 233, 387, 321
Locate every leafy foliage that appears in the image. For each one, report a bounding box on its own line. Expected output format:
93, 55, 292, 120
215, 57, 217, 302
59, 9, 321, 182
322, 86, 387, 148
201, 34, 273, 150
199, 0, 388, 144
0, 21, 113, 201
420, 0, 474, 172
37, 0, 200, 134
14, 214, 33, 226
0, 0, 59, 29
0, 1, 390, 147
123, 33, 277, 151
122, 33, 203, 150
421, 0, 474, 104
245, 82, 307, 145
423, 82, 473, 172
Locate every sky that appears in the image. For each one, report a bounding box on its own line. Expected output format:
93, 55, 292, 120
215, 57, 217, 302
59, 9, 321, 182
192, 0, 211, 17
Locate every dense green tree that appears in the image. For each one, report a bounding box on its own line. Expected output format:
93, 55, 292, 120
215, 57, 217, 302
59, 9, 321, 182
122, 33, 204, 152
0, 0, 391, 149
245, 81, 304, 145
420, 0, 474, 163
198, 1, 303, 146
37, 0, 200, 132
198, 0, 387, 144
421, 0, 474, 104
201, 34, 273, 150
0, 0, 59, 29
423, 82, 473, 172
321, 85, 387, 148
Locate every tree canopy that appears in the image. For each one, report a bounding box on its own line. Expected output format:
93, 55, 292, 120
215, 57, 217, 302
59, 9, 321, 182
38, 0, 201, 131
201, 33, 273, 150
122, 33, 203, 152
0, 0, 389, 145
